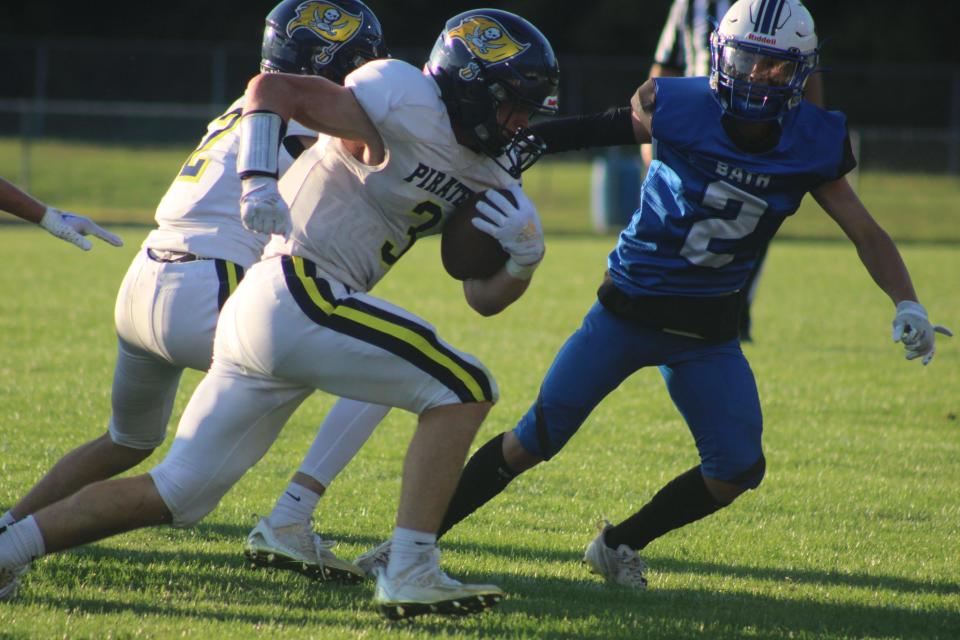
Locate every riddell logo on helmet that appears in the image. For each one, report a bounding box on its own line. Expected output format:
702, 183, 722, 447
747, 32, 777, 45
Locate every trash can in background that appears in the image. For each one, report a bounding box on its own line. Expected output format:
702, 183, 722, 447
590, 148, 642, 233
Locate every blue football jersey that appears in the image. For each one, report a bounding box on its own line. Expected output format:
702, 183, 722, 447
609, 77, 850, 297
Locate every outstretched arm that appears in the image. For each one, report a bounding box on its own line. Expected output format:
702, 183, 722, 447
813, 177, 951, 364
530, 80, 654, 155
0, 177, 123, 250
0, 177, 45, 223
814, 177, 916, 303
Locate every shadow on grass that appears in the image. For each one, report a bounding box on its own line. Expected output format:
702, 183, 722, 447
14, 525, 955, 640
443, 537, 960, 598
125, 520, 960, 599
24, 561, 959, 640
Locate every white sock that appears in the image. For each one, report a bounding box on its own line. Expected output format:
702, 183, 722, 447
268, 483, 321, 528
0, 516, 45, 568
0, 511, 15, 528
386, 527, 437, 579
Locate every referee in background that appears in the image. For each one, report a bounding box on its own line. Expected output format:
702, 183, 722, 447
642, 0, 824, 342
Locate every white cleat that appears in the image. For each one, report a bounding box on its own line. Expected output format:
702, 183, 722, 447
0, 565, 24, 602
582, 520, 648, 589
374, 548, 504, 620
354, 539, 391, 578
243, 516, 364, 583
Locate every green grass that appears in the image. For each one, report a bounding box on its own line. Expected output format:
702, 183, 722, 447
0, 222, 958, 638
2, 138, 960, 241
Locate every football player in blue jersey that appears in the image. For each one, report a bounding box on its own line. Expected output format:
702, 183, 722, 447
355, 0, 953, 587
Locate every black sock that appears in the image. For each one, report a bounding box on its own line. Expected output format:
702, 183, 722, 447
437, 433, 518, 540
604, 465, 726, 550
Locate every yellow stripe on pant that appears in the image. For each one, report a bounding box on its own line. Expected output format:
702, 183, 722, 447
289, 256, 489, 403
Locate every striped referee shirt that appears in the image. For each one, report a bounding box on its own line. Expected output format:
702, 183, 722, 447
654, 0, 731, 77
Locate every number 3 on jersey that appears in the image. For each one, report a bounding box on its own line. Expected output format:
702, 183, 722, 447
680, 181, 769, 268
177, 107, 243, 182
381, 201, 443, 269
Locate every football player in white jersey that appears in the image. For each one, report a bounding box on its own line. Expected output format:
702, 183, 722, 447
0, 9, 560, 619
1, 176, 122, 250
0, 0, 387, 598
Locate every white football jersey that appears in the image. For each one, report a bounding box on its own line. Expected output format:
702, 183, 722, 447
264, 59, 520, 293
146, 96, 322, 268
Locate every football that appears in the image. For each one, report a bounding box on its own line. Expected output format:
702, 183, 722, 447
440, 189, 513, 280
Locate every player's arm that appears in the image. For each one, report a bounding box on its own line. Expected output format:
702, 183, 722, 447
236, 72, 385, 235
462, 266, 533, 317
812, 177, 951, 364
0, 177, 45, 224
245, 73, 383, 159
0, 177, 122, 250
530, 80, 653, 155
462, 186, 543, 316
641, 68, 677, 166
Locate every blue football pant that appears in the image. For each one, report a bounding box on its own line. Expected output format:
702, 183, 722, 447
512, 302, 763, 483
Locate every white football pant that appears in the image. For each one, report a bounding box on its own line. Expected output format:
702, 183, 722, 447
150, 255, 497, 526
109, 249, 242, 449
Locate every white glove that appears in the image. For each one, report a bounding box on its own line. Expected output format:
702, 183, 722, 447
892, 300, 953, 366
39, 207, 123, 251
240, 175, 291, 237
472, 185, 545, 278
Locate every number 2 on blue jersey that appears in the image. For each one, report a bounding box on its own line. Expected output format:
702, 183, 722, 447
681, 181, 769, 268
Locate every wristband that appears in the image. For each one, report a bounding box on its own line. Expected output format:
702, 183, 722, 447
237, 111, 285, 179
38, 206, 63, 230
895, 300, 926, 317
505, 256, 540, 280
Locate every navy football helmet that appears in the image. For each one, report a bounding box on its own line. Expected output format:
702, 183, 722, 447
261, 0, 388, 84
426, 9, 560, 178
709, 0, 819, 121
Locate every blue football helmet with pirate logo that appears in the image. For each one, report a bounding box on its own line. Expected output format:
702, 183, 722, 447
261, 0, 388, 84
427, 9, 560, 178
710, 0, 819, 120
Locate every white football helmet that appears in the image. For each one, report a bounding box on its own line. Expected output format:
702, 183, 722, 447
709, 0, 819, 120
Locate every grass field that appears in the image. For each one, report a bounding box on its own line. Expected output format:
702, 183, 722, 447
2, 137, 960, 242
1, 140, 959, 638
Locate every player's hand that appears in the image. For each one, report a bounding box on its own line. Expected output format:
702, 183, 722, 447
39, 207, 124, 251
892, 300, 953, 366
472, 185, 545, 267
240, 175, 291, 237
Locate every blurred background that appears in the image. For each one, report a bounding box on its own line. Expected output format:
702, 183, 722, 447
1, 1, 958, 239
